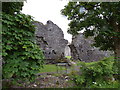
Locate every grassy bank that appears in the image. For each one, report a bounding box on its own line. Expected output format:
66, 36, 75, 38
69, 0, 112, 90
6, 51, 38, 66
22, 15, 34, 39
39, 64, 66, 73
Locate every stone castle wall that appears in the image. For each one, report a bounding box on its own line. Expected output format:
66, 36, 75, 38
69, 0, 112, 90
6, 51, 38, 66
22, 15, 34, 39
34, 21, 112, 62
34, 20, 68, 61
69, 33, 112, 62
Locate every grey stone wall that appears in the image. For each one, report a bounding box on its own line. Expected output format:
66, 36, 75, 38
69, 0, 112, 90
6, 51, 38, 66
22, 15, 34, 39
34, 21, 112, 63
34, 20, 68, 61
69, 33, 112, 62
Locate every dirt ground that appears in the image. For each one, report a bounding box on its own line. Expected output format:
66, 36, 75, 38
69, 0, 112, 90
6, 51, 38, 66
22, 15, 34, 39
26, 74, 76, 88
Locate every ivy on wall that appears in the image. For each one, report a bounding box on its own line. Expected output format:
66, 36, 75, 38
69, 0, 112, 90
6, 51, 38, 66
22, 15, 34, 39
2, 13, 44, 82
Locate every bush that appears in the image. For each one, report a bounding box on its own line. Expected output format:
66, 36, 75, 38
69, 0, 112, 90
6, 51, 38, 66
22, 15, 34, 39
73, 57, 119, 88
2, 13, 44, 83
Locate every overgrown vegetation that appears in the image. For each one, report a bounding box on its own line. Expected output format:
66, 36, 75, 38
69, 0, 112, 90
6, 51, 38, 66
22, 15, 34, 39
2, 2, 44, 84
61, 2, 120, 80
2, 2, 23, 15
72, 57, 119, 88
2, 2, 120, 88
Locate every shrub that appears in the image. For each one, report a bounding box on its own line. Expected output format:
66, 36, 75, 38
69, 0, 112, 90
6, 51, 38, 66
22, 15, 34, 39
73, 57, 119, 88
2, 13, 44, 83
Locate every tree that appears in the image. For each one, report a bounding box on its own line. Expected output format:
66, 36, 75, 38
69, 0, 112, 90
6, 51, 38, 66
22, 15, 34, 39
2, 2, 44, 83
2, 2, 23, 15
61, 2, 120, 80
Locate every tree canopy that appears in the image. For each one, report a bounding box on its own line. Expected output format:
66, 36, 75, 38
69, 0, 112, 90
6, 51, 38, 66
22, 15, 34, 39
2, 2, 23, 15
61, 2, 120, 80
61, 2, 120, 51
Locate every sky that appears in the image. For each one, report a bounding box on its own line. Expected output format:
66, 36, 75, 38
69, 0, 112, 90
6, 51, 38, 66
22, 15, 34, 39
22, 0, 72, 43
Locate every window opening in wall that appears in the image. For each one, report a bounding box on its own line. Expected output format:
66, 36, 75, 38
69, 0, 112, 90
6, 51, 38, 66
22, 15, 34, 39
52, 50, 56, 54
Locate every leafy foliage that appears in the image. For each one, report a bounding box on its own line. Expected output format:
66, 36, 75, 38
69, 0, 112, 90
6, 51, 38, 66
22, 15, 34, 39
2, 2, 24, 15
61, 2, 120, 80
2, 13, 44, 82
73, 57, 119, 88
61, 2, 120, 51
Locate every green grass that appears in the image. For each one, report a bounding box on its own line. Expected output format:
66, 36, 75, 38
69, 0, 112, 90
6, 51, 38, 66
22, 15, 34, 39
65, 56, 71, 59
39, 64, 66, 73
76, 56, 114, 66
76, 59, 101, 66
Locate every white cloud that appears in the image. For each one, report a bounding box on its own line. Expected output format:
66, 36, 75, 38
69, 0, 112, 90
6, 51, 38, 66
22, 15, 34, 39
22, 0, 72, 43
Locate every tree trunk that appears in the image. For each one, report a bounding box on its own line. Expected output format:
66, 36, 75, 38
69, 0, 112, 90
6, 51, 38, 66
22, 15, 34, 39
114, 38, 120, 81
111, 17, 120, 81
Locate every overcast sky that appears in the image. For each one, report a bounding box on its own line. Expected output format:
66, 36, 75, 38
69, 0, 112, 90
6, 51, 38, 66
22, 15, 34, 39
22, 0, 72, 43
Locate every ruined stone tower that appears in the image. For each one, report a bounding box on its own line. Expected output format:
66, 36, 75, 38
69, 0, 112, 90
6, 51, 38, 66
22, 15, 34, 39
34, 20, 68, 62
